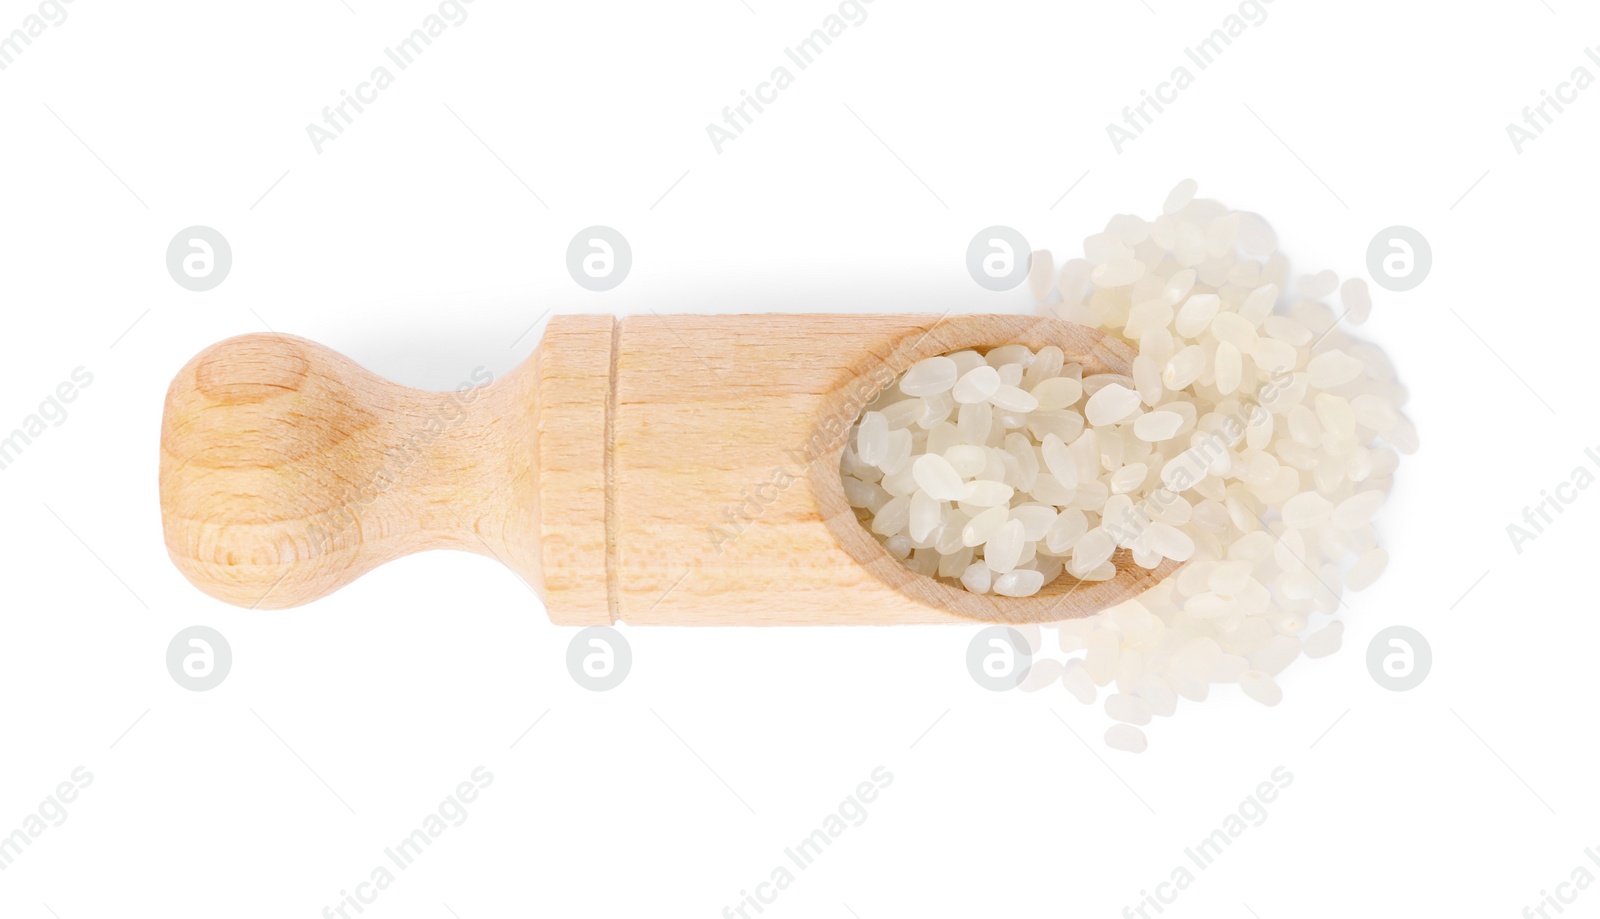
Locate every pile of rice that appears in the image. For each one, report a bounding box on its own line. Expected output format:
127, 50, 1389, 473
840, 180, 1413, 752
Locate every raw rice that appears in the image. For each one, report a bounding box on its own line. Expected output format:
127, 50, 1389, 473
839, 180, 1412, 752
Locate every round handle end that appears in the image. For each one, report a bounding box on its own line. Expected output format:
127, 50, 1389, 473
160, 333, 539, 608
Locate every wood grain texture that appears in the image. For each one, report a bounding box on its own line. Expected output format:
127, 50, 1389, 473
160, 331, 541, 610
160, 314, 1180, 623
614, 314, 1178, 625
533, 315, 612, 625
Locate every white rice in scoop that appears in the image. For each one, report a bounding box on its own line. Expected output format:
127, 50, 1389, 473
839, 181, 1413, 751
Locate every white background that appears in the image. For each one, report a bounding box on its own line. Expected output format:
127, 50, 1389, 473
0, 0, 1592, 916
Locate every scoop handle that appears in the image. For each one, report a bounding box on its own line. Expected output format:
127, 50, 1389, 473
159, 332, 543, 609
160, 314, 1176, 625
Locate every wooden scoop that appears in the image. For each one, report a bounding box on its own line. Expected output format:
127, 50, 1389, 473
159, 313, 1180, 625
